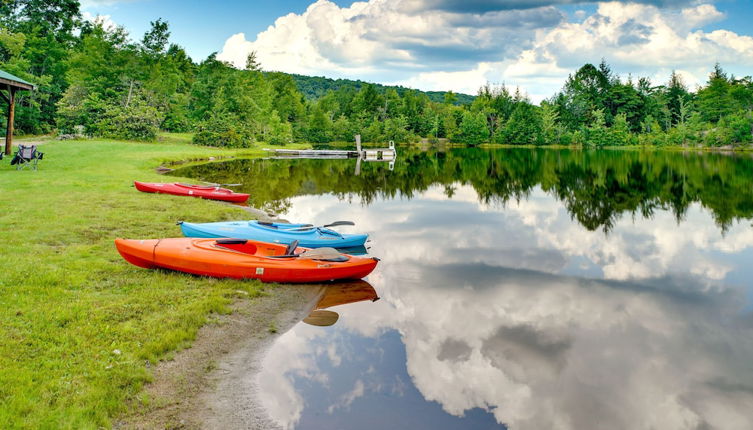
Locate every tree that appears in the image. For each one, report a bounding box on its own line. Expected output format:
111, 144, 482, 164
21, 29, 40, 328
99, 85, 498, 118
697, 63, 734, 123
307, 103, 331, 143
141, 18, 170, 55
0, 0, 81, 131
458, 110, 489, 145
584, 109, 610, 147
556, 63, 612, 129
665, 71, 691, 126
352, 84, 383, 116
245, 51, 260, 71
540, 102, 561, 144
499, 102, 543, 145
443, 91, 457, 105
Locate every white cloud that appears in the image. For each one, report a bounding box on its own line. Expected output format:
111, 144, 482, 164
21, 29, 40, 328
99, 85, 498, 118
218, 0, 563, 83
218, 0, 753, 101
326, 379, 365, 413
81, 11, 118, 32
80, 0, 135, 8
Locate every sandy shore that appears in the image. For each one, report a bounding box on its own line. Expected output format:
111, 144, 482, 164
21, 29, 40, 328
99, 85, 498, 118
117, 284, 324, 429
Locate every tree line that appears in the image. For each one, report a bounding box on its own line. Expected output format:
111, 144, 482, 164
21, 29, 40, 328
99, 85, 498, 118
1, 1, 751, 147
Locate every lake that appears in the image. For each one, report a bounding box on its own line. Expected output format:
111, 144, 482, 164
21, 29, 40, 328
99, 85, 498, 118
171, 147, 753, 429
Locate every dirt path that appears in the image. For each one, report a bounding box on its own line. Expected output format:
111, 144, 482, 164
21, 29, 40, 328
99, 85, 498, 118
117, 284, 323, 429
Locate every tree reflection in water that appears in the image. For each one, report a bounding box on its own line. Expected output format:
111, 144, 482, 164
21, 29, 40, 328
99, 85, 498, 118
170, 147, 753, 232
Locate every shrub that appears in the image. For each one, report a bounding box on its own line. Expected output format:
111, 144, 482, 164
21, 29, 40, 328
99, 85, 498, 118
727, 113, 753, 144
193, 112, 253, 147
95, 98, 164, 141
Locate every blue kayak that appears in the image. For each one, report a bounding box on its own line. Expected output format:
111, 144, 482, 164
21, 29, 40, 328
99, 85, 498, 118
179, 220, 369, 248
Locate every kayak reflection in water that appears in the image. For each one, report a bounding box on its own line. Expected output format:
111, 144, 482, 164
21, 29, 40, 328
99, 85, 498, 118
303, 280, 380, 327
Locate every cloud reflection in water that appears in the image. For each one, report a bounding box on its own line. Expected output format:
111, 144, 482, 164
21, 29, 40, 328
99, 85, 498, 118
257, 184, 753, 429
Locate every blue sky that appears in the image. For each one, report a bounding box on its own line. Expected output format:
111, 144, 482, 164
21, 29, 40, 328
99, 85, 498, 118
82, 0, 753, 100
82, 0, 358, 60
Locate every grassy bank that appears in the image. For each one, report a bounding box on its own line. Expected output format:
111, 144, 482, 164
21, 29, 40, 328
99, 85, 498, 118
0, 138, 303, 428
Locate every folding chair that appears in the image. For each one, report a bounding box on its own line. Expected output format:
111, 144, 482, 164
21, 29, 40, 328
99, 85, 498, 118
10, 144, 44, 170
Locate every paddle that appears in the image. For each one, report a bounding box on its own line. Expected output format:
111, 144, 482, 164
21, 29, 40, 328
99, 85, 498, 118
289, 221, 355, 231
257, 221, 314, 229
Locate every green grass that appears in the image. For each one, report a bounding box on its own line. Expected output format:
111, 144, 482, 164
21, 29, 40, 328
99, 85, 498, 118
0, 137, 303, 428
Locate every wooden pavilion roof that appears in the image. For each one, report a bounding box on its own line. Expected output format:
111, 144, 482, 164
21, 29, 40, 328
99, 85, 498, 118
0, 69, 34, 91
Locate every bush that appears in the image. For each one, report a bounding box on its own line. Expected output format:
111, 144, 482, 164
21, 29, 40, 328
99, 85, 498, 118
193, 112, 253, 147
727, 113, 753, 144
57, 88, 163, 140
95, 98, 164, 141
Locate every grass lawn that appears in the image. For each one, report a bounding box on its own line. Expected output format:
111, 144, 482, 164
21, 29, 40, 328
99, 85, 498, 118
0, 137, 304, 428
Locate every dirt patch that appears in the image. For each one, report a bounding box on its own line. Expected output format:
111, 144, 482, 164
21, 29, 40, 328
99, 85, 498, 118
117, 284, 323, 429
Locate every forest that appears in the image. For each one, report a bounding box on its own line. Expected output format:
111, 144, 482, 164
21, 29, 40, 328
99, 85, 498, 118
1, 0, 752, 148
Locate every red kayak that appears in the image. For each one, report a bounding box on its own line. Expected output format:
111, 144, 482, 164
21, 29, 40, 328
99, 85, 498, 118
134, 181, 249, 203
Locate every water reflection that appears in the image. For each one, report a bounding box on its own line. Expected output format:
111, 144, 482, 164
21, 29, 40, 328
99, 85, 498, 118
173, 148, 753, 429
170, 148, 753, 232
303, 281, 380, 327
255, 184, 753, 429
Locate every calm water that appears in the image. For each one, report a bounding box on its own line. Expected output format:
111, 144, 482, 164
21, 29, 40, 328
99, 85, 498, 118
172, 148, 753, 429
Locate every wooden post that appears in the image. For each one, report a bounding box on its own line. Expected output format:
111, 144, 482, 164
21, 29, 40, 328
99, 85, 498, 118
4, 87, 15, 156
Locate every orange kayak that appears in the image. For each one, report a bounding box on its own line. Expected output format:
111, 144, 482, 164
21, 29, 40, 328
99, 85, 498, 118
114, 237, 379, 283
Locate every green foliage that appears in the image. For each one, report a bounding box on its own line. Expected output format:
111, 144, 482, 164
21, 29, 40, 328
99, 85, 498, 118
265, 111, 293, 145
306, 104, 332, 143
141, 18, 170, 55
95, 96, 164, 141
584, 109, 610, 147
458, 110, 489, 145
193, 111, 253, 147
727, 112, 753, 144
609, 113, 633, 146
697, 64, 735, 123
500, 102, 543, 145
382, 115, 413, 143
288, 73, 475, 104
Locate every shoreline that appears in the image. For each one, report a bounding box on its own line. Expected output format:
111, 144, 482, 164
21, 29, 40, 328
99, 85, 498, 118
117, 284, 324, 429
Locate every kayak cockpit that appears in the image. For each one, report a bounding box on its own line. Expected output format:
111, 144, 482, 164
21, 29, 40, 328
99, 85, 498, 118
209, 238, 294, 257
213, 238, 258, 255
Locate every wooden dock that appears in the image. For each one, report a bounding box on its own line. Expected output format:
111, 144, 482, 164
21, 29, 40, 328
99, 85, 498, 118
265, 135, 396, 161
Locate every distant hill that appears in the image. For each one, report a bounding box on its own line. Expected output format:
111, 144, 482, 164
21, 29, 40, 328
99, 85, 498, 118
285, 73, 475, 105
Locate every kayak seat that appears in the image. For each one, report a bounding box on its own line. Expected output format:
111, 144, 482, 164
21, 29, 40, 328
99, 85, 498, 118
11, 144, 43, 170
